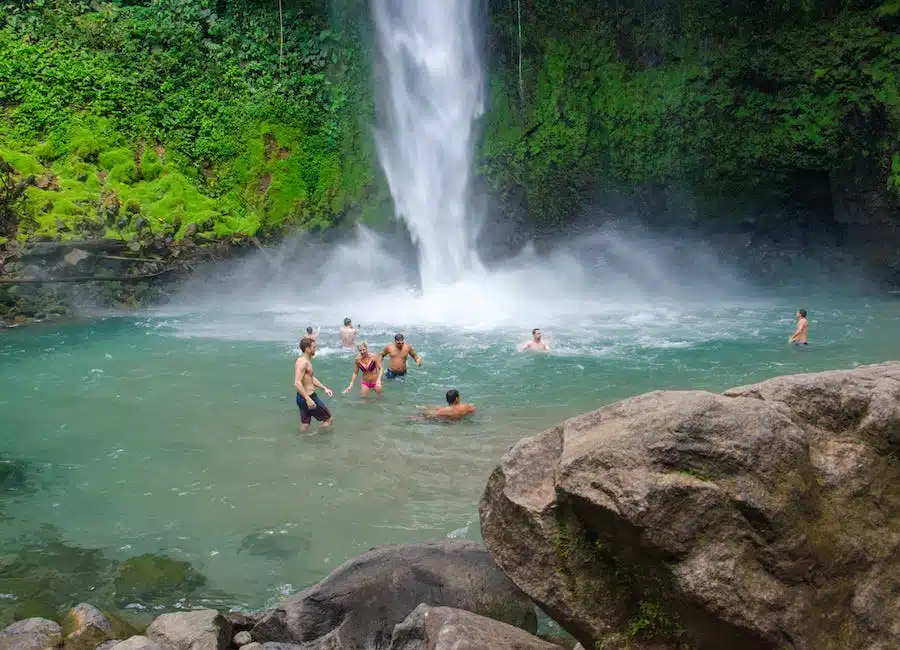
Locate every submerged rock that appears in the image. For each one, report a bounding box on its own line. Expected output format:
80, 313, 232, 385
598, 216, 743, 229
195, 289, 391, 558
0, 618, 63, 650
146, 610, 231, 650
251, 540, 536, 650
63, 603, 114, 650
114, 554, 207, 607
479, 362, 900, 650
388, 604, 559, 650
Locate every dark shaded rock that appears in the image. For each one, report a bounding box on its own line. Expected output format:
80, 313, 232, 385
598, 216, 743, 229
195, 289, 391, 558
225, 614, 257, 634
479, 362, 900, 650
251, 540, 536, 650
389, 605, 559, 650
63, 603, 113, 650
0, 618, 63, 650
146, 610, 231, 650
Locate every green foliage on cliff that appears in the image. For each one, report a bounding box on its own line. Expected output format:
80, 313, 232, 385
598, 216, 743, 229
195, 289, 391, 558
0, 0, 375, 244
481, 0, 900, 229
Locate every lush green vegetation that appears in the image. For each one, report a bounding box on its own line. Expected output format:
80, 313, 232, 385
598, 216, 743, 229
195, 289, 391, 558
481, 0, 900, 232
0, 0, 376, 245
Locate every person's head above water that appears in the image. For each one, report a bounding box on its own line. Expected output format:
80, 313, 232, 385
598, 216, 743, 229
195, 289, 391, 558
357, 342, 369, 355
532, 328, 542, 341
306, 326, 314, 335
797, 309, 807, 318
300, 337, 316, 356
343, 317, 352, 327
446, 389, 460, 405
394, 333, 405, 344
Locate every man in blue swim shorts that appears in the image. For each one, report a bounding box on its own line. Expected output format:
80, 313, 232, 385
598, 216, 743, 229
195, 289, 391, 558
381, 333, 422, 379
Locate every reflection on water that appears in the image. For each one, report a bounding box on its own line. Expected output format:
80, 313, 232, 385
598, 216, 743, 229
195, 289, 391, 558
1, 294, 899, 622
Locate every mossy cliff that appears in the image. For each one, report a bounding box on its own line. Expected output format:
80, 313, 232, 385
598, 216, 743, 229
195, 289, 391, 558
480, 0, 900, 278
0, 0, 381, 250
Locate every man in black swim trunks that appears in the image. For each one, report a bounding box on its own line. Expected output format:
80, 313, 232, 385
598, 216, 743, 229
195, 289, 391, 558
381, 333, 422, 379
294, 337, 334, 431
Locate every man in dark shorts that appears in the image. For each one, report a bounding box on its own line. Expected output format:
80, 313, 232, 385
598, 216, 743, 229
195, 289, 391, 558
294, 337, 334, 431
381, 333, 422, 379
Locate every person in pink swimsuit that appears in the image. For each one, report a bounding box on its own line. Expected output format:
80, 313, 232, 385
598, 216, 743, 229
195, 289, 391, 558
343, 342, 384, 396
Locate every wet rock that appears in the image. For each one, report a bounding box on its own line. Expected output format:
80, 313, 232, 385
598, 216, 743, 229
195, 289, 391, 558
479, 362, 900, 650
146, 610, 231, 650
251, 540, 536, 650
109, 636, 168, 650
233, 632, 252, 647
0, 618, 63, 650
63, 249, 91, 266
388, 604, 559, 650
63, 603, 114, 650
239, 644, 262, 650
97, 641, 122, 650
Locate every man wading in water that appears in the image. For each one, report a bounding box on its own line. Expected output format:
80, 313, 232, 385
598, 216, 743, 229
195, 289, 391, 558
381, 333, 422, 379
343, 342, 384, 396
294, 337, 334, 431
789, 309, 809, 346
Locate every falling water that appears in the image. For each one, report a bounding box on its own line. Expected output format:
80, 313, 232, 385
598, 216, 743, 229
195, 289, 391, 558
371, 0, 485, 289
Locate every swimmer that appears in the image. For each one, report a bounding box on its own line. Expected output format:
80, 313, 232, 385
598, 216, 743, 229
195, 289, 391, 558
339, 317, 359, 349
518, 328, 551, 352
419, 389, 477, 421
294, 337, 334, 432
305, 326, 320, 341
789, 309, 809, 346
343, 342, 383, 396
382, 333, 422, 379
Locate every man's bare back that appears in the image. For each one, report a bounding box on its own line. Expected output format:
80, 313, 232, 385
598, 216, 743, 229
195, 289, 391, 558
419, 389, 475, 421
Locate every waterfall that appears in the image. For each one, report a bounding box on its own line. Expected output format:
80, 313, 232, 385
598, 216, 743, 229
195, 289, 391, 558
371, 0, 485, 289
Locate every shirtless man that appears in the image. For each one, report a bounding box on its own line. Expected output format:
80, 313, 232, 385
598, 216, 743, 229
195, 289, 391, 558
305, 326, 319, 341
339, 318, 359, 349
789, 309, 809, 346
294, 337, 334, 431
518, 328, 551, 352
343, 342, 383, 396
420, 389, 476, 421
381, 333, 422, 379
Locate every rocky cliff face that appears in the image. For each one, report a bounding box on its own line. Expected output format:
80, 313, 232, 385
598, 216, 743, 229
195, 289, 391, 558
479, 362, 900, 650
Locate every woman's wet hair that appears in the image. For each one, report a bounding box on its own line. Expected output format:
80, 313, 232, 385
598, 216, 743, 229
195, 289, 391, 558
357, 341, 368, 351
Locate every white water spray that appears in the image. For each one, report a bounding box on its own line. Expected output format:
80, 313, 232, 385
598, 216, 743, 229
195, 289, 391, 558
371, 0, 485, 288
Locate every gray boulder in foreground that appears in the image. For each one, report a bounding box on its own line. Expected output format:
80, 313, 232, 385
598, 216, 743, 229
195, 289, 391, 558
0, 618, 63, 650
251, 540, 536, 649
389, 604, 559, 650
146, 610, 232, 650
479, 362, 900, 650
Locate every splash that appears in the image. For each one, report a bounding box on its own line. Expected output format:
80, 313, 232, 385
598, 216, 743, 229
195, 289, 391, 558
371, 0, 485, 288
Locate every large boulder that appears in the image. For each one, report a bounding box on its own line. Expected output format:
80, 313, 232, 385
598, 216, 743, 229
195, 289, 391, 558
479, 362, 900, 650
0, 618, 62, 650
146, 610, 231, 650
251, 540, 536, 650
388, 604, 559, 650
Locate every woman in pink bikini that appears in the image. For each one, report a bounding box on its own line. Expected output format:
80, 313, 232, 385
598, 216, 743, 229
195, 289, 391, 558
343, 342, 384, 396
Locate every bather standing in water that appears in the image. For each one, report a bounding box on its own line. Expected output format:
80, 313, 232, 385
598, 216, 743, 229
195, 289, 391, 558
419, 389, 476, 421
382, 333, 422, 378
339, 317, 359, 349
343, 342, 383, 396
294, 337, 334, 432
518, 328, 551, 352
305, 326, 319, 341
789, 309, 809, 346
